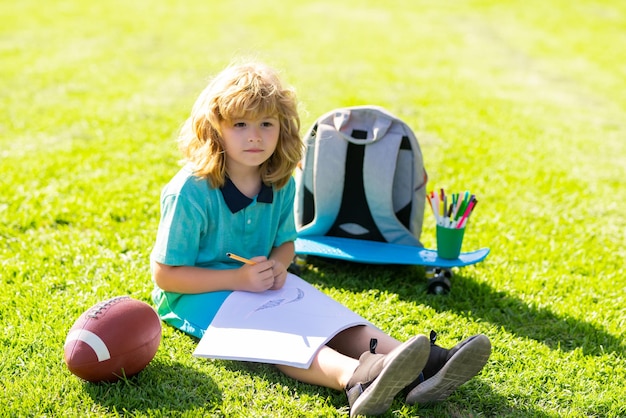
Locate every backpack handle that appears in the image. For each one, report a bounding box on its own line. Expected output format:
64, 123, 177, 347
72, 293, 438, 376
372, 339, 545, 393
333, 109, 392, 144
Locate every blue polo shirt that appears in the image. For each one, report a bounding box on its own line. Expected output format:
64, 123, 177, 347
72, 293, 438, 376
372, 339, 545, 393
150, 165, 297, 338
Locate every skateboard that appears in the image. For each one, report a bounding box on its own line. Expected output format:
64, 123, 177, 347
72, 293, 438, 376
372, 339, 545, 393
294, 236, 489, 294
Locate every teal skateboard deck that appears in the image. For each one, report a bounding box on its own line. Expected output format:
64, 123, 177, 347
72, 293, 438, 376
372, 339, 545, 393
295, 236, 489, 268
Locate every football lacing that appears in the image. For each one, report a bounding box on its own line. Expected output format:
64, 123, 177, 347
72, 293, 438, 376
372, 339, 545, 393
87, 296, 129, 318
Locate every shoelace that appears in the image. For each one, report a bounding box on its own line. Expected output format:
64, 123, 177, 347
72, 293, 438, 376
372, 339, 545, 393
369, 338, 378, 354
430, 330, 438, 345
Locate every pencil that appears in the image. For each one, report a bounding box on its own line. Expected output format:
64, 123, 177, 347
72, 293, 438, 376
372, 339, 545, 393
226, 252, 256, 265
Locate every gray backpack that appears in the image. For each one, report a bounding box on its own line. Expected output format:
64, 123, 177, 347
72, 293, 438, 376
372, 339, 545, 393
294, 105, 428, 246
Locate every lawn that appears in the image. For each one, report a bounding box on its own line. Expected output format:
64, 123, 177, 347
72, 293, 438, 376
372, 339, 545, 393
1, 0, 625, 416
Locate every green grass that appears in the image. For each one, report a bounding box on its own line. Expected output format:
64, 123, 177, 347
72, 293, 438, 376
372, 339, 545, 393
1, 0, 625, 416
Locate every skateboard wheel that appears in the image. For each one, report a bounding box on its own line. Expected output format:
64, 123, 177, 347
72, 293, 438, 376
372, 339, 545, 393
288, 256, 307, 275
426, 268, 452, 294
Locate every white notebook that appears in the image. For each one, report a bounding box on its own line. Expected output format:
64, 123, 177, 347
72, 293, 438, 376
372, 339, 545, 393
193, 274, 372, 368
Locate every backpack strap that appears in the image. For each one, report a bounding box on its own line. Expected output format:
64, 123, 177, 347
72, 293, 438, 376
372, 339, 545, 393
295, 121, 348, 236
363, 126, 422, 246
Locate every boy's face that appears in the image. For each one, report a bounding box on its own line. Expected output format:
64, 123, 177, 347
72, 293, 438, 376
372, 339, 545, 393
220, 114, 280, 173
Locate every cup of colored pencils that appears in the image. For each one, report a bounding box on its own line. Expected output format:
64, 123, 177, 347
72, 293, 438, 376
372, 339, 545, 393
427, 189, 478, 259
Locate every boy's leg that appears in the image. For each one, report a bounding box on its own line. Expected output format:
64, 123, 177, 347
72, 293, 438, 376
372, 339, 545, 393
275, 325, 418, 389
276, 345, 359, 390
327, 324, 405, 358
278, 334, 431, 417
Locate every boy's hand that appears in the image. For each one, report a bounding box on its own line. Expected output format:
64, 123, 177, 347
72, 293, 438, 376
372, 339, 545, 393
236, 257, 275, 292
269, 260, 287, 290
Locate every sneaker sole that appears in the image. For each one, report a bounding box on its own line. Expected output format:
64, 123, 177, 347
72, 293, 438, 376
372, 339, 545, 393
405, 334, 491, 405
351, 335, 430, 417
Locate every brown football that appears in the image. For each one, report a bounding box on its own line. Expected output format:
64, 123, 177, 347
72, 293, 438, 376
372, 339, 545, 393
64, 296, 161, 382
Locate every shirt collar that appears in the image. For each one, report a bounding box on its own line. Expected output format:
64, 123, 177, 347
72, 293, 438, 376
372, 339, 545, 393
220, 177, 274, 213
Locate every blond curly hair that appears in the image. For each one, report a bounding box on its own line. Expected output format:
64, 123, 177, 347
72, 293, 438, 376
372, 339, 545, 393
177, 62, 303, 189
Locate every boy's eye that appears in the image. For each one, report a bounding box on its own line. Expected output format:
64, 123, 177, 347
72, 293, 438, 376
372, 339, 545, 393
233, 122, 246, 128
261, 121, 274, 127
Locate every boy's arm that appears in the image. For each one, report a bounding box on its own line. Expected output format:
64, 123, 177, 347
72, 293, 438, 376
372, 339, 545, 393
152, 259, 277, 294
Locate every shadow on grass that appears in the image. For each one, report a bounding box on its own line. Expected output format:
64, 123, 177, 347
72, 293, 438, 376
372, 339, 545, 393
83, 359, 220, 414
414, 378, 555, 418
298, 258, 625, 357
218, 347, 551, 417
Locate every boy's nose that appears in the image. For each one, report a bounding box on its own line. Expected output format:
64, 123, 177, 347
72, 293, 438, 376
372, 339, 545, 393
248, 128, 262, 142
